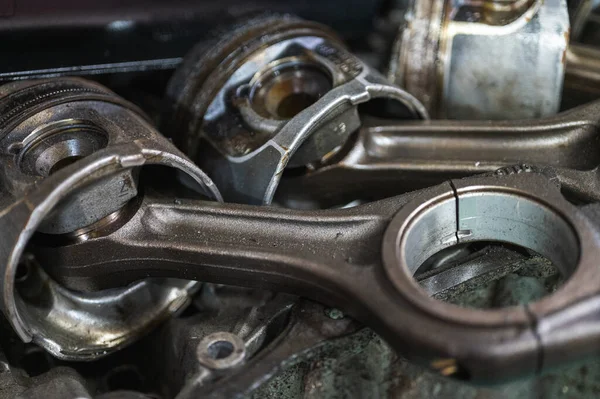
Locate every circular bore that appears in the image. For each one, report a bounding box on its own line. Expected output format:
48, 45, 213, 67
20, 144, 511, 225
18, 119, 109, 177
163, 13, 343, 157
249, 57, 333, 120
403, 191, 578, 277
196, 332, 246, 370
382, 185, 581, 326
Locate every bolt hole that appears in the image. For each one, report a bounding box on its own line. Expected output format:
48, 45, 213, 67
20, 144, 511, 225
21, 346, 53, 377
197, 332, 245, 369
18, 119, 108, 177
249, 58, 332, 120
207, 340, 234, 360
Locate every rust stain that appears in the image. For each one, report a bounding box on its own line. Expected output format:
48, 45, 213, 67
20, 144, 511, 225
276, 152, 290, 176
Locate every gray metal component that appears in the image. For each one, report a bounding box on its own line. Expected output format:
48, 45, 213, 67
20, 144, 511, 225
164, 14, 428, 205
5, 12, 600, 395
137, 286, 296, 398
178, 300, 361, 399
0, 285, 298, 398
0, 78, 222, 361
1, 276, 595, 398
276, 101, 600, 207
3, 12, 600, 399
390, 0, 569, 119
36, 169, 600, 383
215, 74, 425, 205
10, 118, 137, 235
455, 190, 577, 275
252, 287, 600, 399
137, 269, 509, 396
196, 332, 247, 371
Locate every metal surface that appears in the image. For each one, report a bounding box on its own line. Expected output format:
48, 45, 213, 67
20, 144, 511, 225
180, 300, 361, 398
389, 0, 569, 119
0, 285, 300, 398
250, 261, 587, 399
276, 101, 600, 207
31, 167, 600, 383
3, 7, 600, 398
138, 286, 297, 398
0, 1, 382, 82
196, 332, 247, 371
0, 77, 222, 361
164, 14, 428, 205
0, 268, 597, 398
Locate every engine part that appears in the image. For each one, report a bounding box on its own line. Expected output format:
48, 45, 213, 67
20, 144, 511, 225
0, 77, 221, 361
0, 0, 382, 82
277, 100, 600, 207
122, 253, 521, 395
138, 286, 299, 398
180, 300, 361, 398
389, 0, 569, 120
35, 166, 600, 383
0, 285, 300, 398
164, 13, 428, 205
0, 4, 598, 399
2, 7, 600, 398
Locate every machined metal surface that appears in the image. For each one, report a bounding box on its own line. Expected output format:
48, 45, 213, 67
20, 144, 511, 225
30, 167, 600, 383
390, 0, 569, 119
181, 300, 361, 399
164, 14, 428, 205
276, 101, 600, 207
3, 6, 600, 398
0, 78, 221, 361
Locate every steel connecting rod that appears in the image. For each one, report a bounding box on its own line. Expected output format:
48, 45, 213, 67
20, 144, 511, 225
163, 13, 600, 208
5, 76, 600, 384
34, 168, 600, 384
277, 102, 600, 206
0, 78, 222, 361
